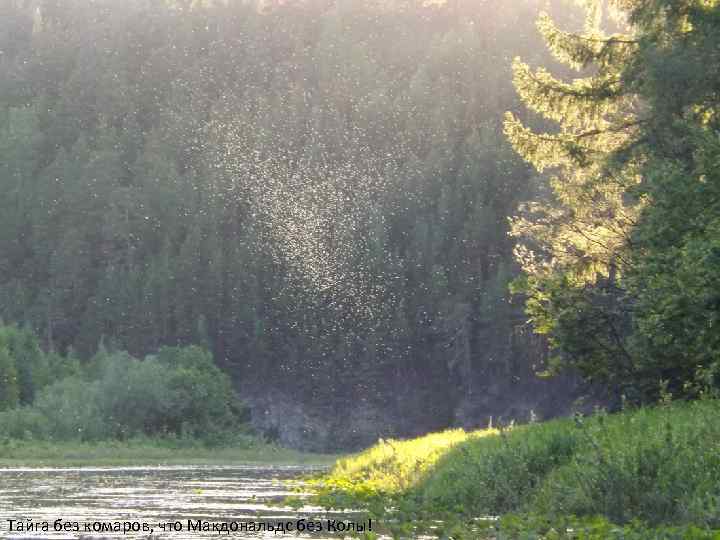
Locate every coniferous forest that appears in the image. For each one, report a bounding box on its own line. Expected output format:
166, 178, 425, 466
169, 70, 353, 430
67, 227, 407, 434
0, 0, 578, 451
1, 0, 719, 458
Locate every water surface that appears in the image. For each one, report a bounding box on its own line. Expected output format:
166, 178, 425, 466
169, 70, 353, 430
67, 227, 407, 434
0, 465, 368, 539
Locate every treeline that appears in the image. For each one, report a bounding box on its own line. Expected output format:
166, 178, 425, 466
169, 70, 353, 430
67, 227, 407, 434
0, 0, 587, 449
506, 0, 720, 402
0, 324, 247, 444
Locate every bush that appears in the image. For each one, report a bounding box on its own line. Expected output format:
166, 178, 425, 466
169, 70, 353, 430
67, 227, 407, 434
1, 345, 248, 445
155, 346, 244, 439
33, 376, 106, 440
94, 353, 173, 439
0, 407, 51, 440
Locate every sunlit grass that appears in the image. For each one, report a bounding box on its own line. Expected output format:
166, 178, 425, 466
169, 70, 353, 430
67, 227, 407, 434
314, 427, 497, 506
310, 400, 720, 538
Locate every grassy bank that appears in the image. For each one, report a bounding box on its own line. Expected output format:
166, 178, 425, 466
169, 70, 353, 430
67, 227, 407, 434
0, 438, 338, 467
310, 400, 720, 539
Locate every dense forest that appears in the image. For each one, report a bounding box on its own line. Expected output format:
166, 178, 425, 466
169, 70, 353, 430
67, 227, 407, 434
2, 0, 718, 452
0, 0, 587, 450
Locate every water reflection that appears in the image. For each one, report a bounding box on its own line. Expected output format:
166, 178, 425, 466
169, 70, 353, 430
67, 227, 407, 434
0, 466, 364, 539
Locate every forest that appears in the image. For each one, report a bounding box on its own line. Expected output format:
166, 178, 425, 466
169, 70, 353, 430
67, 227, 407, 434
1, 0, 719, 458
0, 0, 582, 451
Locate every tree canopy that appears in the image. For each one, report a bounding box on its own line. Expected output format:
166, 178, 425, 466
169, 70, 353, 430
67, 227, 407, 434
506, 0, 720, 401
0, 0, 583, 449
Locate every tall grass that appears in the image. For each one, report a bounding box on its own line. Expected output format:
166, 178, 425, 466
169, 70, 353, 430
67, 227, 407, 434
311, 400, 720, 538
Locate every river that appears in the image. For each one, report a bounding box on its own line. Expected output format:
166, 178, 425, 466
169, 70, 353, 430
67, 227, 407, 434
0, 465, 374, 539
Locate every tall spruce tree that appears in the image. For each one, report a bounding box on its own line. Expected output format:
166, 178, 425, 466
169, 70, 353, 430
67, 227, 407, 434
506, 0, 720, 400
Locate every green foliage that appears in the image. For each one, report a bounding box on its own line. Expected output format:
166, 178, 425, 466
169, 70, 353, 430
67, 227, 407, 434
534, 405, 720, 525
310, 401, 720, 537
494, 514, 720, 540
514, 274, 634, 388
627, 133, 720, 400
0, 345, 20, 411
33, 376, 106, 440
0, 324, 56, 410
0, 345, 248, 445
0, 407, 51, 440
0, 325, 51, 404
417, 422, 580, 517
505, 0, 720, 400
0, 0, 574, 440
156, 346, 244, 440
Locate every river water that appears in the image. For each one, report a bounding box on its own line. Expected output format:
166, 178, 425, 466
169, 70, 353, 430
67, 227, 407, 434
0, 466, 374, 540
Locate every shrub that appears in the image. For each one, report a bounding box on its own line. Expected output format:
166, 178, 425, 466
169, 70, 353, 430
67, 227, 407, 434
155, 346, 243, 439
0, 407, 51, 440
0, 345, 248, 445
33, 376, 106, 440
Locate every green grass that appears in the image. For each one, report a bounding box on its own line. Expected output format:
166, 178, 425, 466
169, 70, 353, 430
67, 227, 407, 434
310, 400, 720, 539
0, 438, 339, 467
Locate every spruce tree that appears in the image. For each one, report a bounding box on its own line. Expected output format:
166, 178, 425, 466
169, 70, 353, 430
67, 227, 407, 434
505, 0, 720, 399
504, 0, 641, 389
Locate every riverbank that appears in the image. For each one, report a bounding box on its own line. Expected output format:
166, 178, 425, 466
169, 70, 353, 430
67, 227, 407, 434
310, 399, 720, 539
0, 439, 339, 467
